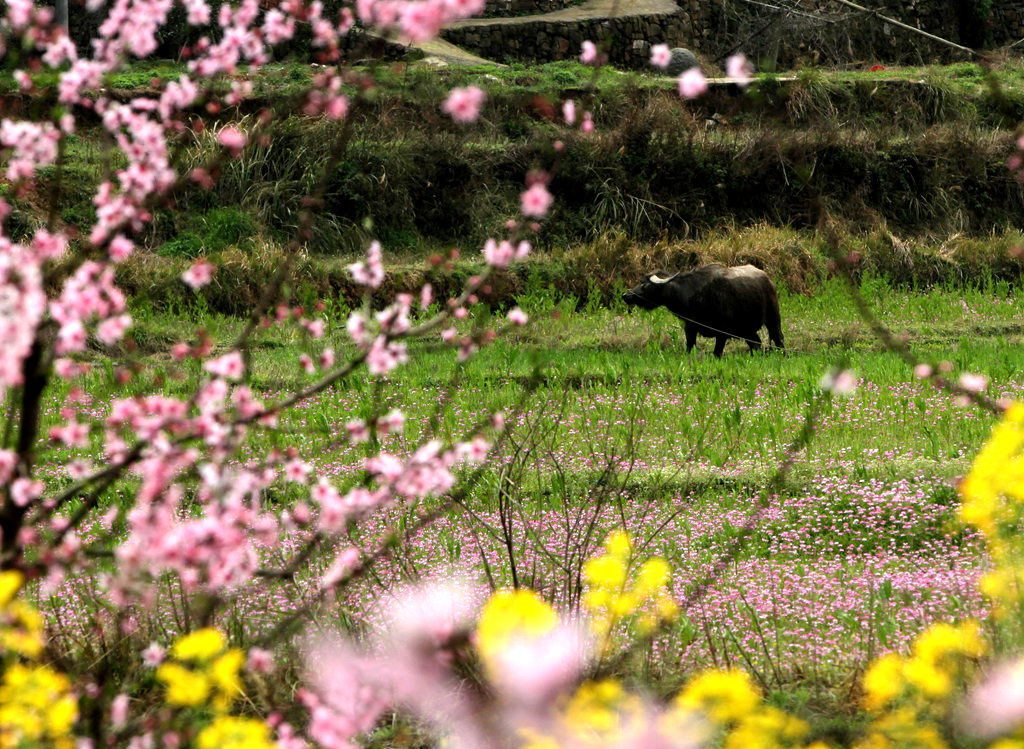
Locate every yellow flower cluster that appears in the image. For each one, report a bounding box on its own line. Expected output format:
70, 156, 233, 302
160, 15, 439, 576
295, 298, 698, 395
157, 628, 272, 748
476, 588, 559, 675
582, 530, 677, 647
853, 404, 1024, 747
862, 621, 985, 712
0, 571, 77, 749
494, 534, 823, 749
0, 572, 42, 659
524, 668, 820, 749
675, 668, 762, 724
0, 663, 77, 749
960, 402, 1024, 618
674, 669, 820, 749
196, 715, 274, 749
157, 628, 245, 710
562, 679, 643, 744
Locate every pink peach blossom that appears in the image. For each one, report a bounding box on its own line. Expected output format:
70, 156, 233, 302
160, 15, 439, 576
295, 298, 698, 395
182, 259, 215, 289
520, 183, 553, 218
650, 44, 671, 69
580, 40, 598, 64
678, 68, 708, 99
726, 53, 754, 86
442, 86, 486, 124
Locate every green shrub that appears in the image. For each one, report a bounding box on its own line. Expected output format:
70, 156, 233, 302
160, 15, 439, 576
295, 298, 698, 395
201, 207, 258, 253
157, 233, 204, 259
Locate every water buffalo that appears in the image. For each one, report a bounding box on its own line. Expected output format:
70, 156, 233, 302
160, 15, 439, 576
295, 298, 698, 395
622, 264, 784, 357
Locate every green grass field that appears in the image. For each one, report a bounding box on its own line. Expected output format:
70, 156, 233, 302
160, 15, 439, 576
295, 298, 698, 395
38, 271, 1016, 733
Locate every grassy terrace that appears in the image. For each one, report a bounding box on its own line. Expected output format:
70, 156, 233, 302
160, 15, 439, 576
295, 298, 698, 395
7, 58, 1024, 287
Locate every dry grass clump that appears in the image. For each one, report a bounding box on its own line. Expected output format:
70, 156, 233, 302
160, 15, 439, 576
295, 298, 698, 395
558, 225, 823, 294
558, 223, 1024, 298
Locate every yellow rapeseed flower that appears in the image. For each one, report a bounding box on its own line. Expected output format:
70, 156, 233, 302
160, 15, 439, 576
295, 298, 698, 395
0, 663, 77, 749
605, 530, 632, 558
656, 594, 678, 620
196, 716, 274, 749
582, 531, 676, 645
583, 554, 628, 591
611, 591, 638, 617
635, 558, 670, 596
675, 669, 760, 724
564, 679, 638, 743
913, 621, 984, 664
156, 662, 212, 706
517, 727, 561, 749
902, 656, 950, 698
862, 653, 904, 711
211, 649, 246, 711
475, 589, 558, 669
0, 600, 44, 658
582, 589, 610, 611
0, 628, 43, 659
980, 568, 1021, 614
0, 572, 23, 609
171, 628, 226, 662
868, 708, 948, 749
960, 403, 1024, 541
723, 705, 808, 749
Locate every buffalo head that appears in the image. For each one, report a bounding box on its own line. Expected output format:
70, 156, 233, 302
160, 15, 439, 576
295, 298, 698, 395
622, 271, 678, 310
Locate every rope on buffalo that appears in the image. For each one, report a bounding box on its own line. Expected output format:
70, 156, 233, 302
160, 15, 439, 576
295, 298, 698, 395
666, 310, 784, 351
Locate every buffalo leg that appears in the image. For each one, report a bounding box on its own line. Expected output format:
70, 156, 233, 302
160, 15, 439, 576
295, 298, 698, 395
685, 324, 697, 353
713, 336, 727, 358
746, 331, 762, 353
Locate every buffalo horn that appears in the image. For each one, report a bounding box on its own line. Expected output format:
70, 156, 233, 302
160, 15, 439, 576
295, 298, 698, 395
649, 273, 677, 284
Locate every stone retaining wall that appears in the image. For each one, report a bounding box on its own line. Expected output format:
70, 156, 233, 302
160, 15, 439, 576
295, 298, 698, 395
696, 0, 968, 67
443, 9, 697, 67
483, 0, 584, 18
447, 0, 1024, 69
992, 2, 1024, 43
